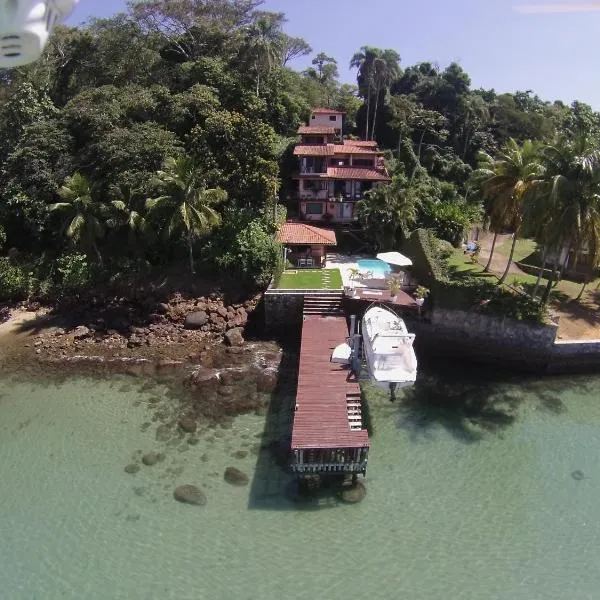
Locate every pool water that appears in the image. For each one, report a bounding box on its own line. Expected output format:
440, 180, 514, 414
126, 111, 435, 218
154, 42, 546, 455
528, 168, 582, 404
1, 358, 600, 600
356, 258, 392, 278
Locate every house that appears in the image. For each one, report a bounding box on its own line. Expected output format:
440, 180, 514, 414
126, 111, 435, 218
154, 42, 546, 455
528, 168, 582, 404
292, 108, 391, 224
277, 222, 337, 268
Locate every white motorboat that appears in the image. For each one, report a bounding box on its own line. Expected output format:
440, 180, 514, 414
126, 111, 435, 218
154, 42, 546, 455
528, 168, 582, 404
361, 304, 417, 388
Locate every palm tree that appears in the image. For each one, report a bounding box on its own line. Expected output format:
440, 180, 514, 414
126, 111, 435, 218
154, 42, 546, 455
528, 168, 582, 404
357, 178, 417, 250
107, 185, 154, 263
243, 12, 284, 96
49, 172, 107, 265
538, 135, 600, 304
350, 46, 378, 140
370, 49, 401, 141
475, 139, 544, 284
146, 156, 227, 275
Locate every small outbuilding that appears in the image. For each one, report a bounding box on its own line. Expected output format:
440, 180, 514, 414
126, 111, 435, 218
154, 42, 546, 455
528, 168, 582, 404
277, 222, 337, 268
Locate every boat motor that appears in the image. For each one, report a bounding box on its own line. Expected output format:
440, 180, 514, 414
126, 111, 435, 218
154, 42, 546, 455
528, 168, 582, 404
0, 0, 79, 68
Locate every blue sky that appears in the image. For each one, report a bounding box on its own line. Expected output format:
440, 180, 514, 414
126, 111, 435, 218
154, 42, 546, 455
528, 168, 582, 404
68, 0, 600, 108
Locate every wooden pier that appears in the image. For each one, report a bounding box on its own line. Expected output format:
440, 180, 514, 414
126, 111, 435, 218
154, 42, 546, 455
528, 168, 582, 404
290, 295, 370, 476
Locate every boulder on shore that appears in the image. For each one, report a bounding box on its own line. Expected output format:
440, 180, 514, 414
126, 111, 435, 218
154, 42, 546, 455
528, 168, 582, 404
224, 327, 244, 347
184, 311, 209, 330
224, 466, 249, 486
174, 484, 207, 506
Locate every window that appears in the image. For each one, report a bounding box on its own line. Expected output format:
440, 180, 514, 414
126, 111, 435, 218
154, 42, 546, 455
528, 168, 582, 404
311, 115, 316, 119
329, 115, 337, 121
305, 202, 324, 215
353, 159, 374, 167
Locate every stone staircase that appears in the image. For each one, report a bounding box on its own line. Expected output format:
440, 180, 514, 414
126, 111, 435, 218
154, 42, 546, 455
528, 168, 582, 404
302, 293, 344, 317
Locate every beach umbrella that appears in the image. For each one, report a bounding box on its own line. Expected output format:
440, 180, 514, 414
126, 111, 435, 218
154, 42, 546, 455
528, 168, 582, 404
376, 252, 413, 267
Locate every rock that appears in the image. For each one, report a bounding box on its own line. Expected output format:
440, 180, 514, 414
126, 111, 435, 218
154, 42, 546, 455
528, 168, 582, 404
188, 367, 220, 391
174, 484, 207, 506
224, 466, 249, 486
217, 306, 228, 318
179, 415, 197, 433
142, 452, 165, 466
72, 325, 90, 340
155, 425, 171, 442
128, 335, 143, 348
339, 481, 367, 503
224, 328, 244, 347
256, 370, 278, 393
124, 463, 140, 474
218, 385, 235, 397
185, 311, 209, 330
156, 302, 170, 315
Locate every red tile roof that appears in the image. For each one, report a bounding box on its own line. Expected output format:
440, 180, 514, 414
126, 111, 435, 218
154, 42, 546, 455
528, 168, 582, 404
298, 125, 336, 135
293, 145, 334, 156
343, 140, 378, 147
327, 167, 390, 181
312, 107, 345, 115
277, 223, 337, 246
331, 144, 381, 155
294, 143, 381, 157
292, 316, 369, 450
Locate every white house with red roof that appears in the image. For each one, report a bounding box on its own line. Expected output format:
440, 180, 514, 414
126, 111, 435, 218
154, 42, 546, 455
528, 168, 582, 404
292, 108, 390, 224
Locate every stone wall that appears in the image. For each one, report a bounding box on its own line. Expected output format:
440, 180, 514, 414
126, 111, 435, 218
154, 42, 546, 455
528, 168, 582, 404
263, 290, 304, 331
548, 339, 600, 372
408, 308, 559, 370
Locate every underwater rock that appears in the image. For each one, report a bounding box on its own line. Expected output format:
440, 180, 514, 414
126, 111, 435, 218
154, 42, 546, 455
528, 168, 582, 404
142, 452, 165, 466
179, 415, 197, 433
572, 470, 585, 481
173, 485, 207, 506
339, 481, 367, 504
224, 467, 249, 486
155, 424, 171, 442
124, 463, 140, 474
256, 370, 278, 393
233, 450, 248, 459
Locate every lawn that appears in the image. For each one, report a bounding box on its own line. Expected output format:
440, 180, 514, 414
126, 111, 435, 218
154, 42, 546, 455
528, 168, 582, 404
275, 268, 343, 290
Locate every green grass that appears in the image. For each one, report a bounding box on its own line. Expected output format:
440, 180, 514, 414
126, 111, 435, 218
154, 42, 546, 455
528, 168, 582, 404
496, 237, 538, 262
275, 268, 343, 290
447, 247, 599, 303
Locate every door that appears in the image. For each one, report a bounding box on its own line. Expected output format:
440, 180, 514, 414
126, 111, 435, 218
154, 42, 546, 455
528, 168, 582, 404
342, 203, 353, 219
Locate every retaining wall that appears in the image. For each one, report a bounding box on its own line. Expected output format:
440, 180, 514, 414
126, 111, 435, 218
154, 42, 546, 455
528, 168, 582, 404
263, 289, 341, 331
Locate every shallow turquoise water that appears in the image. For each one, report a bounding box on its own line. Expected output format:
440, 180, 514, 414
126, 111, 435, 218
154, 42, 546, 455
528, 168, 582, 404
1, 362, 600, 600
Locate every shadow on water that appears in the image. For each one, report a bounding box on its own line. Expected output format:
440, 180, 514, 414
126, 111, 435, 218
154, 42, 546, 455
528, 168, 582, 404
247, 327, 352, 511
390, 356, 597, 444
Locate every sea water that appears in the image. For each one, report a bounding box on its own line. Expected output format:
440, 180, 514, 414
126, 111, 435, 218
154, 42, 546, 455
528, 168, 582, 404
0, 358, 599, 600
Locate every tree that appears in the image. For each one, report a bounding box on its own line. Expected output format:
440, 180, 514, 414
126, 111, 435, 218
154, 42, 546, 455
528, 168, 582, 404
356, 177, 417, 250
350, 46, 378, 140
107, 185, 154, 262
475, 139, 544, 283
370, 49, 401, 140
537, 135, 600, 304
48, 172, 107, 265
241, 11, 285, 96
146, 156, 227, 274
281, 35, 311, 66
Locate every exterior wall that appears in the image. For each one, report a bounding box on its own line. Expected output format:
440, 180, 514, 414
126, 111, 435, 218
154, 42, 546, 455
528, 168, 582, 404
310, 113, 343, 129
299, 199, 356, 222
264, 289, 341, 331
548, 339, 600, 372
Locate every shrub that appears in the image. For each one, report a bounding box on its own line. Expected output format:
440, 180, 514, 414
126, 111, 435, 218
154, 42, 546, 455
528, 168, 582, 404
403, 228, 447, 289
0, 258, 32, 301
56, 253, 95, 296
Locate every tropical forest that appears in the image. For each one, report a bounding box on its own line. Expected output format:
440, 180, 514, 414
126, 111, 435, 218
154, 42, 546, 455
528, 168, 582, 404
1, 0, 599, 331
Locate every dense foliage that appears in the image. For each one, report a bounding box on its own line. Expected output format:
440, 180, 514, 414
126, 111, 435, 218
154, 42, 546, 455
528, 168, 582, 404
1, 0, 600, 303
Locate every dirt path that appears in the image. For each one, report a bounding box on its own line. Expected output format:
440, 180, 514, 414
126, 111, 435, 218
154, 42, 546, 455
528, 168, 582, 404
475, 233, 526, 278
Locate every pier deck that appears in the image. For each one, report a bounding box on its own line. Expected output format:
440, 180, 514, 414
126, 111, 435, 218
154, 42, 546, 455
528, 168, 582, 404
291, 312, 369, 475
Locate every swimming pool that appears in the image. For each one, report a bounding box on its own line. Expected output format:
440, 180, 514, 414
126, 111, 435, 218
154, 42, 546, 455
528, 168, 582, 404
356, 258, 392, 278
